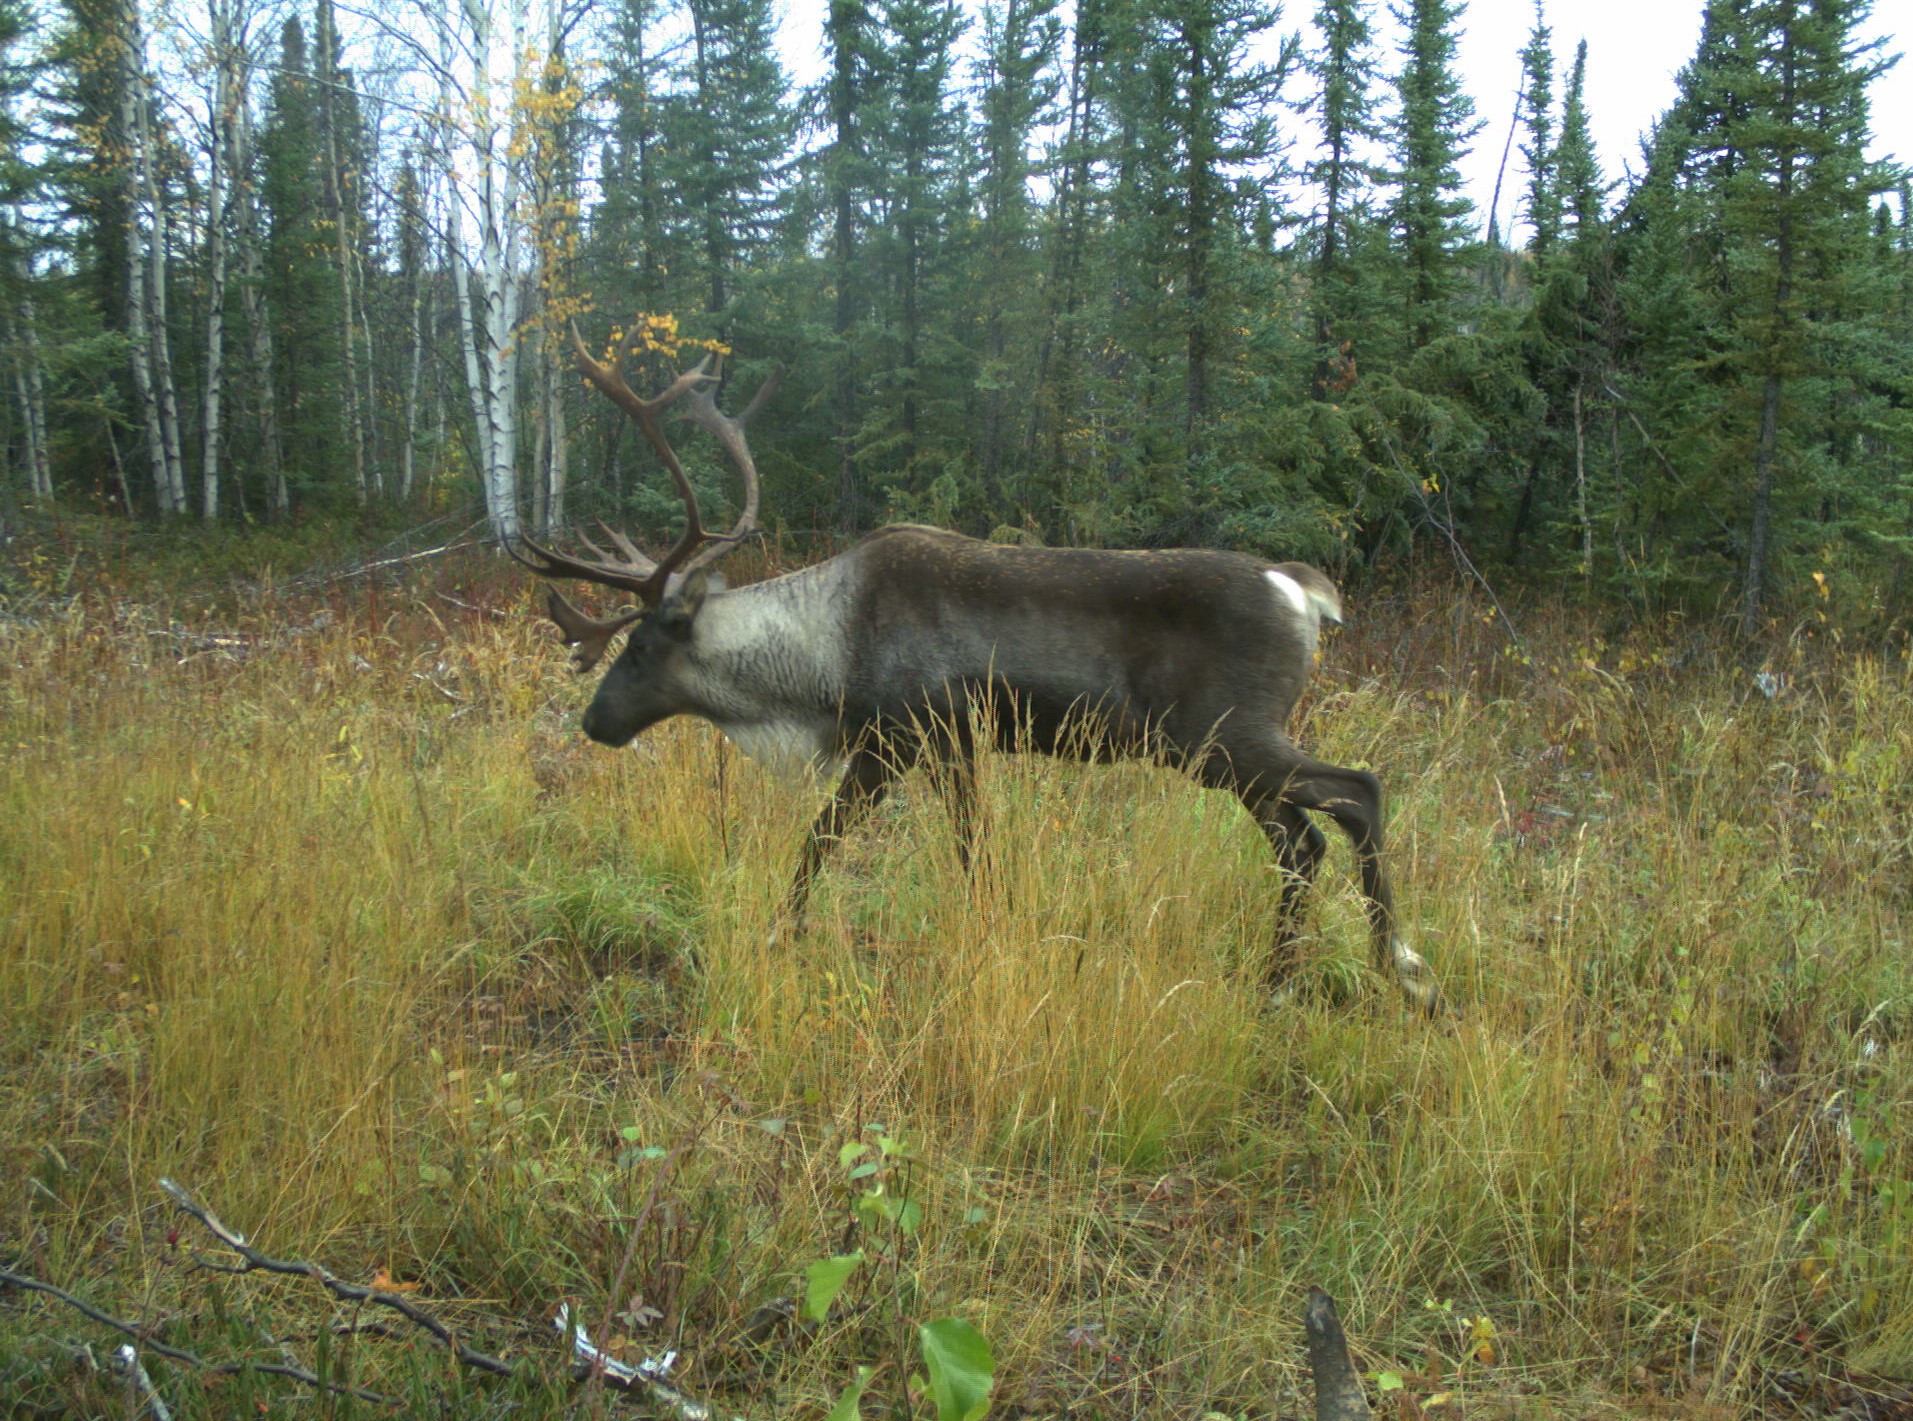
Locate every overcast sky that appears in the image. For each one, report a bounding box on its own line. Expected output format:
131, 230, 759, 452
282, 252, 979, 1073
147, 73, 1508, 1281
774, 0, 1910, 234
1452, 0, 1906, 223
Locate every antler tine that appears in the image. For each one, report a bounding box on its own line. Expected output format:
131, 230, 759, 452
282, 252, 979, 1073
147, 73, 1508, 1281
510, 530, 661, 599
541, 585, 642, 674
674, 365, 782, 575
567, 322, 712, 422
569, 320, 721, 585
570, 527, 652, 578
595, 521, 654, 569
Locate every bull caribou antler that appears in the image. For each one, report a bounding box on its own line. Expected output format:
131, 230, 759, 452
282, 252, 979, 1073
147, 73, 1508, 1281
510, 323, 780, 672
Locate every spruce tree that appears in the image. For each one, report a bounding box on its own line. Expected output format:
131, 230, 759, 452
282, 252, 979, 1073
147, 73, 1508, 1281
1387, 0, 1477, 349
1556, 38, 1602, 239
259, 14, 343, 506
1696, 0, 1896, 634
1612, 0, 1901, 624
825, 0, 880, 530
594, 0, 673, 317
1100, 0, 1290, 494
1304, 0, 1384, 401
665, 0, 793, 320
46, 0, 131, 348
968, 0, 1061, 514
1517, 0, 1559, 258
872, 0, 967, 480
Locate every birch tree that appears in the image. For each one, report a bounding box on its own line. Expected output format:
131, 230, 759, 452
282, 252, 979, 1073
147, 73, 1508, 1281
198, 0, 241, 519
120, 0, 185, 515
430, 0, 578, 544
394, 155, 429, 502
3, 221, 52, 502
0, 3, 49, 505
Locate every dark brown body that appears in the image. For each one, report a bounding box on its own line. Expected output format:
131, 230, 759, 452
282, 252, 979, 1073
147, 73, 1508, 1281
841, 530, 1320, 759
577, 526, 1438, 1011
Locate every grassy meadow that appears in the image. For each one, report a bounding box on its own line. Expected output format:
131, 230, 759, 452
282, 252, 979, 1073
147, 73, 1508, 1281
2, 529, 1911, 1418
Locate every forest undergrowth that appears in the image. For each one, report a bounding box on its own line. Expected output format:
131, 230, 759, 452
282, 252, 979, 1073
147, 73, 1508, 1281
1, 528, 1910, 1418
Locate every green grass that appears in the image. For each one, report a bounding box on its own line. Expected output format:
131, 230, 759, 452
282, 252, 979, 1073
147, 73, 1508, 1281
1, 539, 1910, 1417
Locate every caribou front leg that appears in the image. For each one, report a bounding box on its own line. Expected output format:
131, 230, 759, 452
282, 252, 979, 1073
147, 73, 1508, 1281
777, 744, 899, 937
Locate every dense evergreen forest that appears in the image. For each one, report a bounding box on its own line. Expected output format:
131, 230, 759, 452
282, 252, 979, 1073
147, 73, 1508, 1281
0, 0, 1906, 634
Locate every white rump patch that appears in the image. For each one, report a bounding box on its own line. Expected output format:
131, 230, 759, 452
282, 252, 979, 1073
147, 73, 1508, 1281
1265, 567, 1312, 619
1266, 567, 1340, 654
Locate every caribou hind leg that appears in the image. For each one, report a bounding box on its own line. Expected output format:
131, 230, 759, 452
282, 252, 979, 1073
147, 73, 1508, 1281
1248, 798, 1329, 991
1204, 736, 1440, 1014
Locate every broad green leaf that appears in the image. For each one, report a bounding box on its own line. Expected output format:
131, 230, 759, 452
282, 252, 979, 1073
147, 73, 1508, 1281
918, 1317, 994, 1421
803, 1253, 864, 1323
823, 1365, 875, 1421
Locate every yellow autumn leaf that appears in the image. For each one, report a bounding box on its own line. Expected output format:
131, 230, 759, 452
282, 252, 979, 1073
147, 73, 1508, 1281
1465, 1314, 1497, 1365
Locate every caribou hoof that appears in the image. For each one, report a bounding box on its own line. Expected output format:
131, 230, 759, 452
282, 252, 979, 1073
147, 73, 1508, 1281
1389, 937, 1444, 1016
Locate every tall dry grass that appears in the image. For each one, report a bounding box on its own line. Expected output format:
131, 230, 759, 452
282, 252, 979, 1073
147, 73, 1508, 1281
2, 546, 1910, 1416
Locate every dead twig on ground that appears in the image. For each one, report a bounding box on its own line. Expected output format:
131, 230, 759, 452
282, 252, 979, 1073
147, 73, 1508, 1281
158, 1177, 513, 1378
0, 1264, 399, 1406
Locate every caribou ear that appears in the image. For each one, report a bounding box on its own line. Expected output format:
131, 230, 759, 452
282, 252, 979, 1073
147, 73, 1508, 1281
659, 566, 717, 631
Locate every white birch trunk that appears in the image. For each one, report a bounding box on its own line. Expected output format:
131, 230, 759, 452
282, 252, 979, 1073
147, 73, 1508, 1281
4, 220, 52, 501
440, 0, 525, 543
199, 0, 237, 521
449, 208, 497, 509
544, 347, 566, 530
316, 0, 368, 504
400, 237, 426, 502
131, 46, 187, 512
21, 285, 51, 501
119, 16, 184, 516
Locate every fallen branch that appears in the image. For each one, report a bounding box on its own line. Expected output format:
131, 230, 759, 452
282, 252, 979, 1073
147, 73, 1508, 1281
1600, 381, 1739, 543
305, 538, 488, 587
158, 1177, 513, 1378
8, 1177, 746, 1417
1373, 425, 1525, 654
557, 1304, 741, 1421
0, 1264, 397, 1406
158, 1176, 743, 1416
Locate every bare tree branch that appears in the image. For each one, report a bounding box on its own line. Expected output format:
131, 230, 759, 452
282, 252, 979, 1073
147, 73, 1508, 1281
158, 1177, 514, 1379
0, 1265, 398, 1406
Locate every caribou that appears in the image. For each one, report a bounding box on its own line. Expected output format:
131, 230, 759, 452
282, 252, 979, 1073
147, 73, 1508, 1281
512, 332, 1439, 1013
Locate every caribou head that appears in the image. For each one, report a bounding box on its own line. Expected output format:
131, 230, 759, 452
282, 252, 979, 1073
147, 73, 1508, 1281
510, 327, 779, 748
